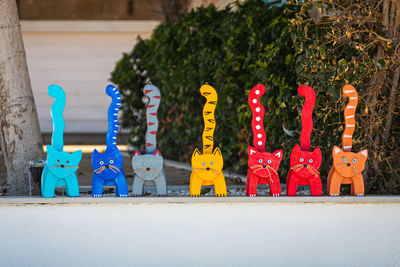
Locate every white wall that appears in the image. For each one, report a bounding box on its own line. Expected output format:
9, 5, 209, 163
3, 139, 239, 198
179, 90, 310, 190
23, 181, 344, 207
21, 21, 159, 133
0, 201, 399, 266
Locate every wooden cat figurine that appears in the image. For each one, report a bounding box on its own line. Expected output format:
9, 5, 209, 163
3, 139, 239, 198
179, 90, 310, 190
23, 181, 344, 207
190, 84, 227, 197
327, 85, 368, 196
131, 84, 167, 197
246, 84, 283, 197
41, 84, 82, 197
286, 85, 322, 196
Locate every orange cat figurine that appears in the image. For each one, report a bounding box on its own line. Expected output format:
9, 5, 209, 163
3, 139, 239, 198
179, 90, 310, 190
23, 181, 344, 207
327, 85, 368, 196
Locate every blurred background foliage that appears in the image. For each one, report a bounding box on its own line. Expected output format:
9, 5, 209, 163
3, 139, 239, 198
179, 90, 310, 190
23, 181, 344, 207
111, 0, 400, 193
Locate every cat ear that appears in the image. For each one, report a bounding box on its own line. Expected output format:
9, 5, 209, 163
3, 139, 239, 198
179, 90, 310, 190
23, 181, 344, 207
133, 149, 141, 158
248, 146, 257, 156
92, 149, 100, 156
46, 145, 56, 155
291, 144, 301, 155
72, 150, 83, 162
312, 146, 322, 159
213, 147, 222, 156
192, 148, 201, 158
333, 146, 342, 156
358, 149, 368, 158
153, 149, 162, 157
273, 149, 283, 159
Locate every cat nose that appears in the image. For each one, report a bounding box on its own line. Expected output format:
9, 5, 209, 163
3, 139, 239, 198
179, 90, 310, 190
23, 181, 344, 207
105, 165, 109, 168
60, 165, 65, 168
346, 163, 351, 166
146, 167, 150, 171
262, 165, 266, 168
303, 164, 307, 167
206, 167, 210, 171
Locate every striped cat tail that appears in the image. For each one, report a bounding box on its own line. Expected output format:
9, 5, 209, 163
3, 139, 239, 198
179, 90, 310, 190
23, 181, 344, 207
200, 84, 218, 154
48, 84, 66, 152
106, 84, 121, 152
342, 84, 358, 152
298, 85, 316, 151
248, 84, 266, 151
143, 84, 161, 154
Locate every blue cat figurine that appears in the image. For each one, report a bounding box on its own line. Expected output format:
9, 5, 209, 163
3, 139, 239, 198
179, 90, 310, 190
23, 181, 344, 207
41, 84, 82, 197
91, 85, 128, 197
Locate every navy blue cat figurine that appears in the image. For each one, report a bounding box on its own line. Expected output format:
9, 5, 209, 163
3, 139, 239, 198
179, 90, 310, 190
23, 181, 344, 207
91, 85, 128, 197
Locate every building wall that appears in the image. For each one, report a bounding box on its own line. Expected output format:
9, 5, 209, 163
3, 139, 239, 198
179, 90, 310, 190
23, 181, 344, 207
22, 20, 159, 133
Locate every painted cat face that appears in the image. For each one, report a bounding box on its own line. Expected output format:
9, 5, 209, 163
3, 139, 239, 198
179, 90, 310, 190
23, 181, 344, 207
92, 148, 123, 180
248, 146, 282, 177
290, 144, 321, 178
332, 146, 367, 178
132, 149, 164, 181
191, 148, 223, 181
46, 145, 82, 178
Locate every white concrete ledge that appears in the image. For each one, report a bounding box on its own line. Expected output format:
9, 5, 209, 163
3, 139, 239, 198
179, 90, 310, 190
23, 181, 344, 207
1, 196, 400, 205
21, 20, 160, 33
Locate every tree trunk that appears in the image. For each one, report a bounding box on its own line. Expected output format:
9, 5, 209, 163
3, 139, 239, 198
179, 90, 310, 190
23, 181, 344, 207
0, 0, 44, 195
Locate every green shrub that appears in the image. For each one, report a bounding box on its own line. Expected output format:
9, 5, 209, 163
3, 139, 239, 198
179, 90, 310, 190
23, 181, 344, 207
111, 0, 299, 176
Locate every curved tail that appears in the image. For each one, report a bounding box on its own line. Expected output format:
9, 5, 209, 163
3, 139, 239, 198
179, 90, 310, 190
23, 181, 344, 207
200, 84, 217, 154
342, 84, 358, 152
298, 85, 316, 151
248, 84, 266, 151
143, 84, 161, 154
106, 85, 121, 152
48, 84, 66, 152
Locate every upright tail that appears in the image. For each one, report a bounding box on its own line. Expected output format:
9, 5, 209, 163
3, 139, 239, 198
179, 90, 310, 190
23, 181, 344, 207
342, 84, 358, 152
106, 84, 121, 152
298, 85, 316, 151
200, 84, 218, 154
48, 84, 66, 152
143, 84, 161, 154
248, 84, 266, 151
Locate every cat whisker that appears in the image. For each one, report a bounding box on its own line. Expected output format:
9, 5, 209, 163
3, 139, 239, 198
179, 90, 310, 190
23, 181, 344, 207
350, 164, 359, 176
134, 168, 147, 173
307, 165, 320, 176
109, 165, 120, 173
266, 165, 278, 176
306, 166, 318, 177
250, 165, 264, 169
64, 168, 74, 176
93, 166, 104, 172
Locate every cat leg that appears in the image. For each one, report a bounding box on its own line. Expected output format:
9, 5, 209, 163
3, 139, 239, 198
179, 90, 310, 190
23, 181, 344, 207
328, 172, 342, 196
92, 174, 104, 197
327, 167, 335, 195
190, 172, 202, 197
41, 166, 49, 195
114, 171, 128, 197
269, 173, 281, 196
213, 172, 227, 197
65, 175, 79, 197
41, 172, 58, 198
246, 172, 259, 197
351, 175, 365, 196
286, 172, 299, 196
154, 171, 167, 197
132, 175, 145, 197
309, 175, 322, 196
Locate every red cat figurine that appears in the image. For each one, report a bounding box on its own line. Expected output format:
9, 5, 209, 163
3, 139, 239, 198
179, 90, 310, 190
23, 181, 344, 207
246, 84, 283, 197
286, 85, 322, 196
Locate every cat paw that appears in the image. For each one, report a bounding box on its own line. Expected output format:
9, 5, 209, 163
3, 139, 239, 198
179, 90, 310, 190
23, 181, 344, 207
330, 193, 339, 197
118, 194, 128, 197
272, 193, 280, 197
248, 194, 257, 197
132, 194, 142, 197
216, 193, 226, 197
356, 193, 364, 197
158, 194, 167, 197
92, 194, 103, 197
190, 194, 200, 197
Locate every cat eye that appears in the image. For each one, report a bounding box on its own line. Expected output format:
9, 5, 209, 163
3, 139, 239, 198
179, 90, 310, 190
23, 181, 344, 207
299, 158, 304, 162
202, 162, 206, 166
99, 161, 104, 165
309, 159, 313, 163
343, 158, 347, 162
352, 159, 357, 163
258, 159, 263, 163
109, 160, 114, 164
210, 162, 214, 165
267, 160, 272, 164
141, 162, 146, 167
56, 159, 60, 162
66, 161, 69, 164
150, 162, 155, 166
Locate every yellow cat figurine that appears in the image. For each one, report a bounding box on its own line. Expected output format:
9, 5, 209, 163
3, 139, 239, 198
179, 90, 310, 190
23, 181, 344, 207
190, 84, 227, 197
